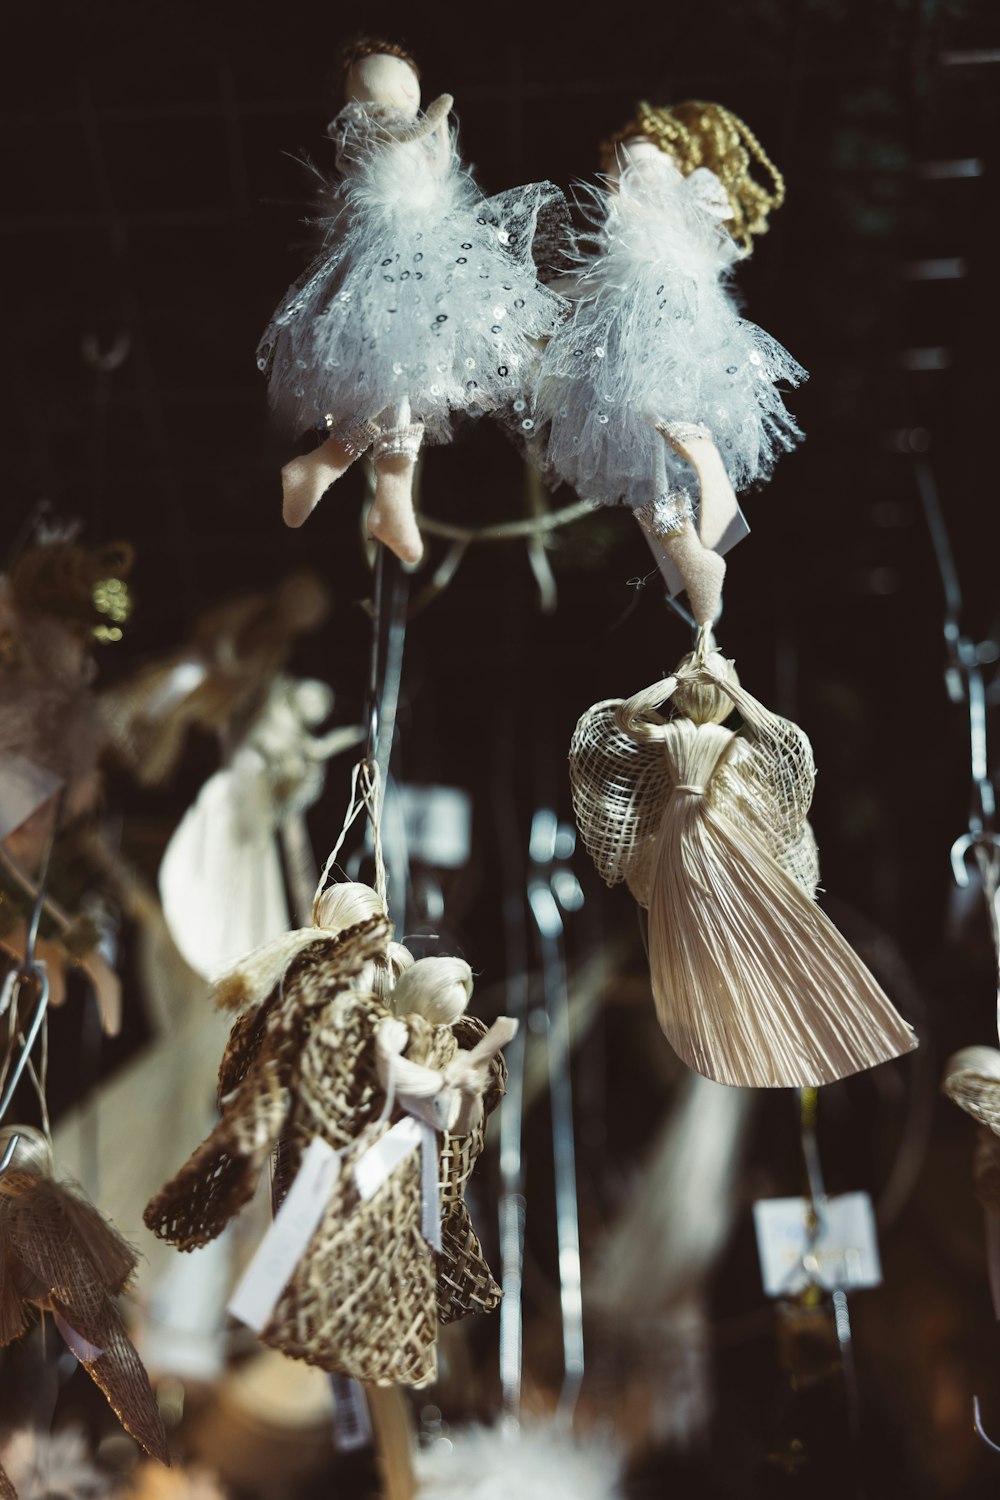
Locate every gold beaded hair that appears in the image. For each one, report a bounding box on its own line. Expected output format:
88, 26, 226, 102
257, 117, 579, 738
601, 100, 786, 249
337, 35, 421, 92
8, 539, 134, 644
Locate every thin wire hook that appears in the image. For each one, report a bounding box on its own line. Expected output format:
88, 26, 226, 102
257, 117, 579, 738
973, 1395, 1000, 1455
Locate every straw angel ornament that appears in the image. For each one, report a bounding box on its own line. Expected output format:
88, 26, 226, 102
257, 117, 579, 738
0, 1128, 168, 1469
145, 882, 515, 1386
533, 101, 804, 625
258, 36, 566, 564
569, 639, 916, 1087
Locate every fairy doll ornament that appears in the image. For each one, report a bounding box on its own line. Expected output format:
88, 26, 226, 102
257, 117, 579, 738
533, 101, 804, 625
569, 637, 916, 1088
259, 37, 566, 564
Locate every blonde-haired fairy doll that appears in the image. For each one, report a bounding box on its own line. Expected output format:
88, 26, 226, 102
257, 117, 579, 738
533, 101, 805, 623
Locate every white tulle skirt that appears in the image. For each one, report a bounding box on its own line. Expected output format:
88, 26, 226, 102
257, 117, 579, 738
258, 126, 566, 445
533, 159, 805, 515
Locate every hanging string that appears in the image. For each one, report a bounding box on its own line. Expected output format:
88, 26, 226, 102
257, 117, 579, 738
314, 758, 388, 915
0, 789, 65, 1163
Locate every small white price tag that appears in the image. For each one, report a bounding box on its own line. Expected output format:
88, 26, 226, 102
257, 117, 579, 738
753, 1192, 882, 1298
354, 1117, 423, 1202
398, 785, 472, 869
228, 1137, 341, 1333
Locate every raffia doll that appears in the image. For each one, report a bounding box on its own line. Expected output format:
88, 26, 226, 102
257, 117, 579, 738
532, 101, 804, 625
0, 1128, 168, 1469
258, 36, 567, 564
569, 640, 916, 1087
144, 883, 515, 1386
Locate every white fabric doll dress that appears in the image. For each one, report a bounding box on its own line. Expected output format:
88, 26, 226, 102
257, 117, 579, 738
258, 100, 567, 454
532, 153, 805, 534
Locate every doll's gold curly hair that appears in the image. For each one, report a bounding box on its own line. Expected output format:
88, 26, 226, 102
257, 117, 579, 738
337, 35, 421, 90
601, 100, 785, 249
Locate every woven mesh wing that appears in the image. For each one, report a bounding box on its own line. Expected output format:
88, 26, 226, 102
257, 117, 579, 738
569, 699, 673, 901
435, 1015, 505, 1322
437, 1202, 501, 1324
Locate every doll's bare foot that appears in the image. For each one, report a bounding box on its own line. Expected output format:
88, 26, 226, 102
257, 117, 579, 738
282, 436, 360, 528
657, 422, 739, 551
370, 459, 423, 564
661, 521, 726, 627
369, 422, 425, 564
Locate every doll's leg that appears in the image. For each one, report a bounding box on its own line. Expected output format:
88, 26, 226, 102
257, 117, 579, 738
660, 522, 726, 627
369, 406, 425, 565
656, 421, 739, 552
281, 421, 378, 528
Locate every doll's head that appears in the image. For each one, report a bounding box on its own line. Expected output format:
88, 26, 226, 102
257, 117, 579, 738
602, 100, 785, 250
339, 36, 421, 118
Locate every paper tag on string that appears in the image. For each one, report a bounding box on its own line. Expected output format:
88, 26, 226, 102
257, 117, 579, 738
354, 1116, 441, 1249
398, 785, 471, 869
753, 1192, 882, 1298
228, 1137, 341, 1333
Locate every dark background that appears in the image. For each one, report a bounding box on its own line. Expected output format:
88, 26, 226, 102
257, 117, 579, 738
3, 0, 1000, 1495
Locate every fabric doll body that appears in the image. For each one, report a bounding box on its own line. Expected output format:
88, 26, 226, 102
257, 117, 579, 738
259, 45, 566, 563
533, 112, 804, 624
145, 902, 510, 1384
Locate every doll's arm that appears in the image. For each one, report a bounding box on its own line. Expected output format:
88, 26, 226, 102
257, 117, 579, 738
378, 93, 453, 143
144, 1062, 290, 1249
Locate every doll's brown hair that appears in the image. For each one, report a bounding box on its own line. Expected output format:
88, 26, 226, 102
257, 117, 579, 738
601, 100, 785, 249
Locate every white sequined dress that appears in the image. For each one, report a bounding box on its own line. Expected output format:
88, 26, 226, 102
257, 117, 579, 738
532, 155, 805, 530
258, 101, 567, 448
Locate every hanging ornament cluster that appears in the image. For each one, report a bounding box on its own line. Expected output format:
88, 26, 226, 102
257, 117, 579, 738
144, 882, 516, 1385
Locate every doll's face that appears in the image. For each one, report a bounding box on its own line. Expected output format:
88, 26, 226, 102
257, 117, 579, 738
346, 53, 421, 118
607, 134, 678, 183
